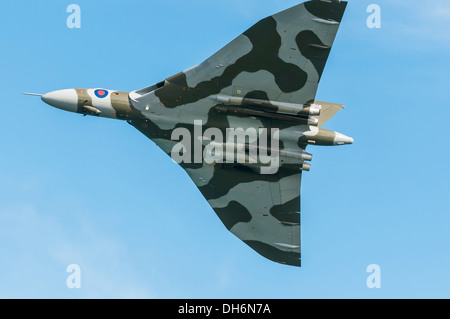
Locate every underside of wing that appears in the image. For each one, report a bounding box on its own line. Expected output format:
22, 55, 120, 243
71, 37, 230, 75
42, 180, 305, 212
130, 119, 302, 266
130, 0, 347, 109
128, 0, 348, 267
198, 165, 302, 267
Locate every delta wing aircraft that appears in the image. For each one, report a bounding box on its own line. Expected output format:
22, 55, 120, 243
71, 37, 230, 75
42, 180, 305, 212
25, 0, 352, 267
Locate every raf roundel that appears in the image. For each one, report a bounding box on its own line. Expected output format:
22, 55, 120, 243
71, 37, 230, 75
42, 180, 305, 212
94, 89, 109, 99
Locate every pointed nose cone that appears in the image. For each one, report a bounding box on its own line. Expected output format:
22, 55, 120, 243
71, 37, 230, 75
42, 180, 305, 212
334, 132, 354, 145
41, 89, 78, 113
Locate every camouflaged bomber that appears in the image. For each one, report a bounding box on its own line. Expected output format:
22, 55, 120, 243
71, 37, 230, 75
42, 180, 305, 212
26, 0, 353, 267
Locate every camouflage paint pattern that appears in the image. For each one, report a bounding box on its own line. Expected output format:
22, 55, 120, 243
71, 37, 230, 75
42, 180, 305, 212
126, 0, 350, 267
38, 0, 352, 267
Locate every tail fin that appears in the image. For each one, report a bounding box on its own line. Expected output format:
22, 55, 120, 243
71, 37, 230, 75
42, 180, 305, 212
313, 101, 345, 127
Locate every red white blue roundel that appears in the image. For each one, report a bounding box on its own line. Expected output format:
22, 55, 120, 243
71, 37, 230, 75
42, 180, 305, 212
94, 89, 109, 98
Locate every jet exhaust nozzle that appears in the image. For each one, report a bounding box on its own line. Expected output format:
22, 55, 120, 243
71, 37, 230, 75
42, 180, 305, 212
301, 163, 311, 171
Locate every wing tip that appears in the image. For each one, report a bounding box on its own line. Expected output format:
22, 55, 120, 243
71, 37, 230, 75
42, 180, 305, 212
244, 240, 301, 267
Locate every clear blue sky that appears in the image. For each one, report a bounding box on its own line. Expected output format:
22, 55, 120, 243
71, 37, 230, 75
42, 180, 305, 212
1, 0, 450, 298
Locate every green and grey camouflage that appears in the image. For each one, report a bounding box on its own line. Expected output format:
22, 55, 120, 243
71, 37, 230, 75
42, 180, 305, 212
28, 0, 352, 267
